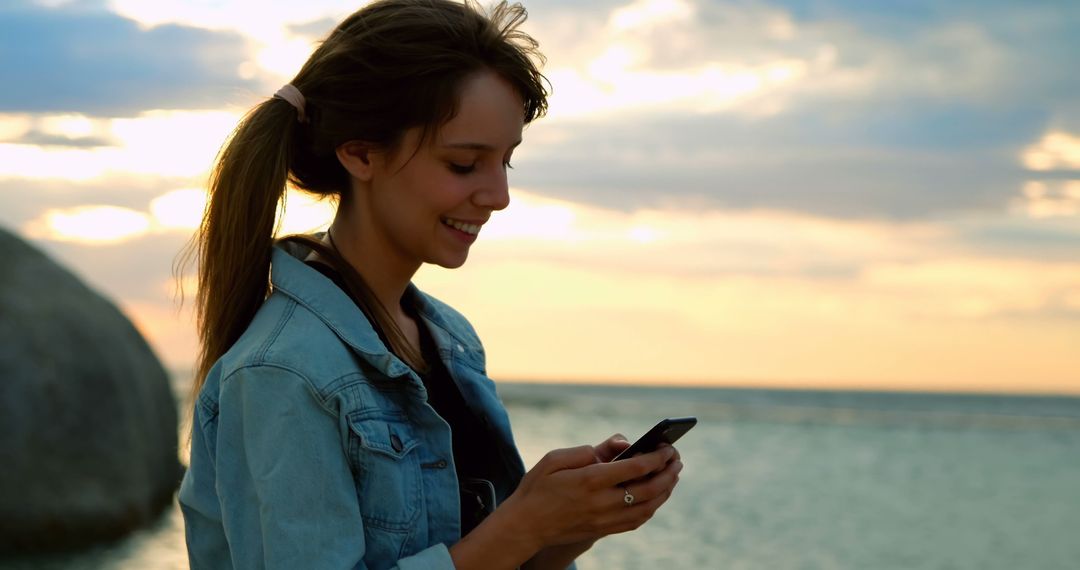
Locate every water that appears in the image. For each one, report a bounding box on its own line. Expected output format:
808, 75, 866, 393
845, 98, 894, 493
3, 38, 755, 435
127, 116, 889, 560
6, 383, 1080, 569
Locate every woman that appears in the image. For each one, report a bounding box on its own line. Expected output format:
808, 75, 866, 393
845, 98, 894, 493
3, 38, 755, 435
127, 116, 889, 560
177, 1, 683, 568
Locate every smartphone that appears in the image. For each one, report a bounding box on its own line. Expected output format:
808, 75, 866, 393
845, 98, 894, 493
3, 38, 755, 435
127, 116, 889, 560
611, 417, 697, 461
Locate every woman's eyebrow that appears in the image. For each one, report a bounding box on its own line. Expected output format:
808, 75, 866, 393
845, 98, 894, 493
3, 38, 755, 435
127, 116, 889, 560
442, 140, 522, 151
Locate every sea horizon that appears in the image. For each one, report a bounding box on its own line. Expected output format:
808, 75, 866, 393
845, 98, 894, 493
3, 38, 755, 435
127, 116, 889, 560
166, 367, 1080, 399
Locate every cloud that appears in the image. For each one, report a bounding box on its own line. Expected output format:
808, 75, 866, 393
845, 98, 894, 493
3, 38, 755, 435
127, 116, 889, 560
513, 110, 1030, 220
533, 0, 1075, 116
286, 17, 337, 40
0, 176, 187, 231
859, 257, 1080, 321
949, 214, 1080, 263
0, 110, 241, 183
1, 177, 335, 249
22, 204, 153, 244
1014, 180, 1080, 219
0, 112, 119, 148
0, 0, 263, 116
499, 0, 1080, 223
6, 0, 1070, 223
11, 131, 115, 148
465, 189, 948, 285
1023, 131, 1080, 171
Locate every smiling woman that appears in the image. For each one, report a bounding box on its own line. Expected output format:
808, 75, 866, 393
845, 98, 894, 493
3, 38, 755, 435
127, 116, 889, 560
174, 1, 684, 569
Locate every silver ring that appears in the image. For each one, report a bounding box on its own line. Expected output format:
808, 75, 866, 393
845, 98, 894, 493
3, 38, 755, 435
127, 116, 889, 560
622, 486, 635, 506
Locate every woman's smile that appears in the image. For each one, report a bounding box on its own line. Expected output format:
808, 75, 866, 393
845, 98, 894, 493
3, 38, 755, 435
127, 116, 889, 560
441, 216, 482, 243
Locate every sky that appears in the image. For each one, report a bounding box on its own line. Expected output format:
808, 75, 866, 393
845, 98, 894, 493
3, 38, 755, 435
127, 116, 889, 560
1, 0, 1078, 394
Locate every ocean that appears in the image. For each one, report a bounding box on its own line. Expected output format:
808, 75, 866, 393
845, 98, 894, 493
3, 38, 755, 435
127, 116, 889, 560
5, 382, 1080, 569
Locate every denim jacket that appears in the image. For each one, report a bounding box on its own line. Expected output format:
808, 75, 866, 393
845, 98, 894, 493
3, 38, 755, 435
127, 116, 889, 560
178, 241, 530, 569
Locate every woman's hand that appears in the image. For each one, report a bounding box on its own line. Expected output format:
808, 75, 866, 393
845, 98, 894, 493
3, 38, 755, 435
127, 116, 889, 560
519, 434, 679, 570
503, 435, 684, 550
452, 435, 683, 570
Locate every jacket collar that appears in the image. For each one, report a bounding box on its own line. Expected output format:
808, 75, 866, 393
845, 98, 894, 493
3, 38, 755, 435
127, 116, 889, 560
269, 239, 478, 377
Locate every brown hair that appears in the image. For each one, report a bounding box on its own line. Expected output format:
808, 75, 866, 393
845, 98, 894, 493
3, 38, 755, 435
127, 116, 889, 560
177, 0, 548, 426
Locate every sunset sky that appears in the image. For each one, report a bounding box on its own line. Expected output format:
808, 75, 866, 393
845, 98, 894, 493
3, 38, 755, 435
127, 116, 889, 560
2, 0, 1078, 394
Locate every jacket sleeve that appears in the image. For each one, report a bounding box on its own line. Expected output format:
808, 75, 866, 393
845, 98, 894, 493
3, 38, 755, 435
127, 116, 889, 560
214, 364, 455, 570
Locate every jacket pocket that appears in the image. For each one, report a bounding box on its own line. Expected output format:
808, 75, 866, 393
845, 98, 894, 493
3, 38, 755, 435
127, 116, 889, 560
347, 411, 423, 531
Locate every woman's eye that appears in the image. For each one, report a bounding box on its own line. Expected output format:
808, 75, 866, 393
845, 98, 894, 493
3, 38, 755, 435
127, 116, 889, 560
449, 162, 476, 174
503, 161, 514, 170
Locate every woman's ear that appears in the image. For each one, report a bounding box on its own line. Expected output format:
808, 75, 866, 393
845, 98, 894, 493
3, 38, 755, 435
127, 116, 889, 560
335, 141, 375, 182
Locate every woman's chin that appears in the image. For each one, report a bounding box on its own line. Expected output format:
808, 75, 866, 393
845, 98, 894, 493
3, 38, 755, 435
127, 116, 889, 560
431, 252, 470, 269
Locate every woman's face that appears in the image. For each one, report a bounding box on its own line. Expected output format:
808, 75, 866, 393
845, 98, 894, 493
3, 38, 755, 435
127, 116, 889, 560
356, 70, 525, 271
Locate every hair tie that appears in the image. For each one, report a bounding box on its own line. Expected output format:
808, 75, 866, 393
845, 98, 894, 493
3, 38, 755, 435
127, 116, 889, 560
273, 84, 308, 124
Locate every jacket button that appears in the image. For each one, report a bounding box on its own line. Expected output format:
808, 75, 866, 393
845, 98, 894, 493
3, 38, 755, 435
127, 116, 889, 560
456, 343, 464, 352
390, 434, 404, 453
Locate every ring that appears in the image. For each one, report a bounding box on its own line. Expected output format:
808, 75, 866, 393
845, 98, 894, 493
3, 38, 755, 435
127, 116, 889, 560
622, 486, 635, 506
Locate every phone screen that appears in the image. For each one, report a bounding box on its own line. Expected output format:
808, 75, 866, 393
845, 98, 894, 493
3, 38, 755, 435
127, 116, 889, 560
611, 417, 697, 461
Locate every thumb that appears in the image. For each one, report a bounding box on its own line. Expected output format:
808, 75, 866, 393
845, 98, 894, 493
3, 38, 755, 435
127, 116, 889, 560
595, 433, 632, 462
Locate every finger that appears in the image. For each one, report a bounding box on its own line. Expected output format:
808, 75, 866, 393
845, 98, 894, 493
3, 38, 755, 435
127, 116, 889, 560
628, 486, 674, 519
622, 460, 682, 503
595, 485, 645, 517
656, 443, 681, 463
587, 466, 681, 531
639, 460, 683, 497
592, 485, 674, 536
626, 456, 681, 485
583, 446, 676, 487
595, 434, 632, 462
539, 445, 601, 473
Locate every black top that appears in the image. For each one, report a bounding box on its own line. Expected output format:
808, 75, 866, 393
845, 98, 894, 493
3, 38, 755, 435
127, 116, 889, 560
305, 259, 500, 535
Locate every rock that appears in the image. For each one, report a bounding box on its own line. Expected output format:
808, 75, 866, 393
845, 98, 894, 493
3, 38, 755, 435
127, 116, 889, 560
0, 228, 183, 554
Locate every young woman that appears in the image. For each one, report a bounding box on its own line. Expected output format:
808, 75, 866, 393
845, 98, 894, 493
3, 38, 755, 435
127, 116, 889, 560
177, 1, 683, 568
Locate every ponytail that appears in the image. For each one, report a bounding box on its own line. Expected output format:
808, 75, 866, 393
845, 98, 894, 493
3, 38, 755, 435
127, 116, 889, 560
178, 97, 299, 424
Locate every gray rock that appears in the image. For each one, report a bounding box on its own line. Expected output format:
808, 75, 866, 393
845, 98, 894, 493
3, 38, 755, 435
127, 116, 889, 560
0, 228, 183, 553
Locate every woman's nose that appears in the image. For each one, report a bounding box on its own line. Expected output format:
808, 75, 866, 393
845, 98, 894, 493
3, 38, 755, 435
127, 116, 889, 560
473, 167, 511, 211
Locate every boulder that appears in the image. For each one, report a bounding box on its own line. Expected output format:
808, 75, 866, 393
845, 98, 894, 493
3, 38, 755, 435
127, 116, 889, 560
0, 228, 183, 553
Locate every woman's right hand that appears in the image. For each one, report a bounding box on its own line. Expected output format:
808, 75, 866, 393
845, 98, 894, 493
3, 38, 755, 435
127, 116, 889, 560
502, 440, 683, 549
